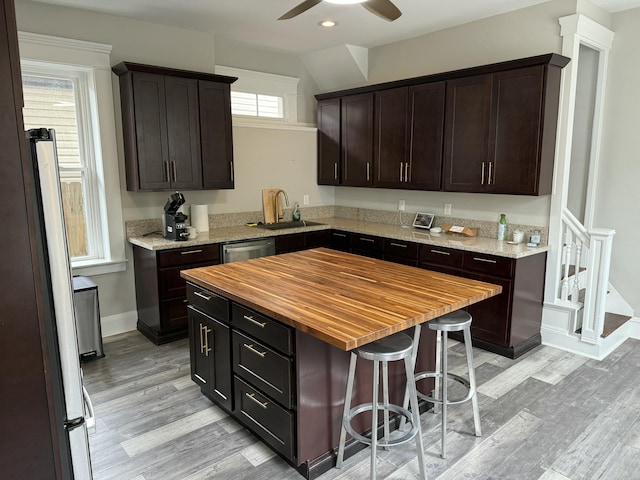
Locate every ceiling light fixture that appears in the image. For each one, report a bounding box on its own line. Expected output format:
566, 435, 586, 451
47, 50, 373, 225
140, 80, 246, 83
320, 19, 337, 27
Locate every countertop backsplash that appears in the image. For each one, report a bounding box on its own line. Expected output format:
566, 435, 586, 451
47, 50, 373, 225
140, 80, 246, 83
126, 205, 548, 245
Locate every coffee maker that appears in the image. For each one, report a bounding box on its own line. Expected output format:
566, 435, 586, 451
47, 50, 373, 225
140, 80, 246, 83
164, 192, 189, 241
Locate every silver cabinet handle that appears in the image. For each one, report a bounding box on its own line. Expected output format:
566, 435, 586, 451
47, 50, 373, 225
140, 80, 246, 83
481, 161, 486, 185
390, 242, 407, 248
488, 161, 493, 185
366, 162, 370, 181
245, 392, 268, 409
172, 161, 178, 182
431, 249, 451, 256
473, 257, 497, 264
204, 326, 212, 356
405, 162, 409, 182
332, 232, 347, 238
334, 162, 338, 180
199, 323, 206, 354
244, 315, 267, 328
243, 343, 266, 358
360, 237, 375, 243
194, 291, 212, 301
399, 162, 404, 182
181, 249, 203, 255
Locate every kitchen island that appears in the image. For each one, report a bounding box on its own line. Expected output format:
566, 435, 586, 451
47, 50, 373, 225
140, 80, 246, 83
181, 248, 501, 478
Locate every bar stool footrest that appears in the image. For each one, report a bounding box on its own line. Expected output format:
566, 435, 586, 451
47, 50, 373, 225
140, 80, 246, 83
345, 402, 419, 448
415, 371, 475, 405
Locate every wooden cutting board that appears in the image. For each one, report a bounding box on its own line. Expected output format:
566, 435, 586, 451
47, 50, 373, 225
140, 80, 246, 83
262, 188, 283, 224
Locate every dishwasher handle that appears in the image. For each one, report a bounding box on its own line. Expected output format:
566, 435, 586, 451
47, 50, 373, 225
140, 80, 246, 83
223, 242, 274, 255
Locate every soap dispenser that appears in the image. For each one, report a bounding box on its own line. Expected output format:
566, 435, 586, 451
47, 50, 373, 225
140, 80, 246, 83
292, 202, 301, 221
498, 213, 507, 241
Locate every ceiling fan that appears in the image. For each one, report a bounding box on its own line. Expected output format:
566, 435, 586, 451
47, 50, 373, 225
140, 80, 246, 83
278, 0, 402, 22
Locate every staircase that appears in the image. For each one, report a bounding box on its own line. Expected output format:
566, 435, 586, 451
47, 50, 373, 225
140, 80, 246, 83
541, 208, 635, 359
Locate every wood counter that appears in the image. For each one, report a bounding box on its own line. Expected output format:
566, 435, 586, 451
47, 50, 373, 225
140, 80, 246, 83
181, 247, 502, 351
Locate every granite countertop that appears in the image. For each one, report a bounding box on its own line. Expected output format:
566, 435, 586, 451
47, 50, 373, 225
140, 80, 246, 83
128, 217, 548, 259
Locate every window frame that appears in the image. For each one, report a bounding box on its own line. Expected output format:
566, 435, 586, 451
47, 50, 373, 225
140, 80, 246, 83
19, 32, 127, 276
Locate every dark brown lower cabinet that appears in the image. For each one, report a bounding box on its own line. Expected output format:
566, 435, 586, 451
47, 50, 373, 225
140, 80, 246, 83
187, 284, 436, 479
133, 243, 220, 344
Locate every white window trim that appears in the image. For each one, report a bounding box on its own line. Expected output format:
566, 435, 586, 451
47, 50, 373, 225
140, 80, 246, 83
19, 32, 127, 276
215, 65, 299, 123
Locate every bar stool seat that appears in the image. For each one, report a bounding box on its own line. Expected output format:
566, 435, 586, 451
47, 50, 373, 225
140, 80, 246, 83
403, 310, 481, 459
336, 332, 427, 480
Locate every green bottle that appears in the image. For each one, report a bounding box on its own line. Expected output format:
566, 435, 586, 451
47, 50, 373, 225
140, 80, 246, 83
293, 203, 301, 221
498, 213, 507, 241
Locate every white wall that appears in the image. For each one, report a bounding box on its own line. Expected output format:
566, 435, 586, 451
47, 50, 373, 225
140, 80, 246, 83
598, 7, 640, 312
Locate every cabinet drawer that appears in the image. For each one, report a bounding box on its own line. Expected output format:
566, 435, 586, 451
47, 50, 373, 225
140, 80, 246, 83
232, 330, 293, 409
330, 230, 351, 251
234, 376, 295, 461
157, 244, 220, 268
275, 234, 305, 254
463, 252, 513, 277
351, 234, 384, 253
187, 283, 230, 322
384, 238, 418, 260
306, 230, 331, 248
419, 245, 464, 268
232, 303, 293, 356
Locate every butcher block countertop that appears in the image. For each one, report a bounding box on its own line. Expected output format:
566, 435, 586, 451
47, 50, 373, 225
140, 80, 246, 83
180, 248, 502, 351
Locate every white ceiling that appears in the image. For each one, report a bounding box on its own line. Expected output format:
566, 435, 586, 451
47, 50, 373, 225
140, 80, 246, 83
24, 0, 640, 54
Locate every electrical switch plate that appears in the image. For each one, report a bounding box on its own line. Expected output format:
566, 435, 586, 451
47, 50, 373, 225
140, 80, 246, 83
444, 203, 452, 215
398, 200, 405, 211
303, 195, 309, 205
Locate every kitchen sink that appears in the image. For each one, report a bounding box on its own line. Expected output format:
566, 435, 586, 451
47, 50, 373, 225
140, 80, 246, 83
256, 220, 324, 230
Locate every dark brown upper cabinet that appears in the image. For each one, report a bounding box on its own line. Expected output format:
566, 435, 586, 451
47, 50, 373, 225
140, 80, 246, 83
342, 92, 374, 187
317, 97, 341, 185
316, 53, 569, 196
113, 62, 236, 192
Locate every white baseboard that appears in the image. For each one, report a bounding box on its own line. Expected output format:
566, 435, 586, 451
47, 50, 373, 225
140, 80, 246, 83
101, 310, 137, 338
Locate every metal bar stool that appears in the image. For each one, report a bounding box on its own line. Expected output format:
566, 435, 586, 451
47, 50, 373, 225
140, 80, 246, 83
402, 310, 481, 459
336, 332, 427, 480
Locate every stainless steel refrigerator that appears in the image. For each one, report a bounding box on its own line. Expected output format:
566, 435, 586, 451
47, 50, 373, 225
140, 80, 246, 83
26, 128, 95, 479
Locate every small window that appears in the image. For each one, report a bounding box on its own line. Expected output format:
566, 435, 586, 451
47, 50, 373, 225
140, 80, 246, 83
216, 65, 299, 123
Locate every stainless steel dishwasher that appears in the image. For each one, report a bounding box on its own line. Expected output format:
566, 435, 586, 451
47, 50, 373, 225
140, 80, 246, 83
222, 238, 276, 263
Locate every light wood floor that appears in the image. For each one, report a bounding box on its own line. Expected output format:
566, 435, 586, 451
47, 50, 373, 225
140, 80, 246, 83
83, 332, 640, 480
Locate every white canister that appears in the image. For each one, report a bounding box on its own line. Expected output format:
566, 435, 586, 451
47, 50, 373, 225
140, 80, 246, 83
513, 230, 524, 243
191, 204, 209, 232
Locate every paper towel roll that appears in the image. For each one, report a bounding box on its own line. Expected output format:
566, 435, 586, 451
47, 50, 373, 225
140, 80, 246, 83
191, 204, 209, 232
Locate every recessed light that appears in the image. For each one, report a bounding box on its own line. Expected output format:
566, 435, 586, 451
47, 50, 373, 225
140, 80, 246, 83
320, 19, 337, 28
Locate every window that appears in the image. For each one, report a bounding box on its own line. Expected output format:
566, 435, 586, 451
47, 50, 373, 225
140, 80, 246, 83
22, 70, 101, 261
19, 32, 126, 275
215, 65, 299, 123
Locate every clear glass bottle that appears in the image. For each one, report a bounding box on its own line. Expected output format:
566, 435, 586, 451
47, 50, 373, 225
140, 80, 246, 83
498, 213, 507, 241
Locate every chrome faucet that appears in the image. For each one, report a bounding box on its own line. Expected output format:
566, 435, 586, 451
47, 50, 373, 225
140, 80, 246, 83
274, 189, 289, 223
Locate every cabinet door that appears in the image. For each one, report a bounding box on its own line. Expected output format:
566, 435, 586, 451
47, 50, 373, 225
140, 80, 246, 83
317, 97, 341, 185
407, 82, 445, 190
443, 74, 492, 192
165, 76, 201, 190
488, 66, 545, 194
189, 307, 232, 411
464, 272, 512, 347
199, 80, 234, 189
132, 72, 171, 190
342, 93, 373, 186
373, 87, 408, 188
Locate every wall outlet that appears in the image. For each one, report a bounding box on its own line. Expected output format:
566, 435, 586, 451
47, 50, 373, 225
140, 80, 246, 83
444, 203, 452, 215
303, 195, 309, 205
398, 200, 405, 211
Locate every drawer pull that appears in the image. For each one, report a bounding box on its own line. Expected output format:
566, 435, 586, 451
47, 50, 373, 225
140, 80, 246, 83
389, 242, 407, 248
332, 233, 347, 238
200, 324, 212, 356
194, 291, 212, 301
243, 343, 266, 358
473, 257, 497, 264
431, 249, 451, 256
245, 392, 268, 409
244, 315, 267, 328
181, 249, 204, 255
360, 237, 375, 243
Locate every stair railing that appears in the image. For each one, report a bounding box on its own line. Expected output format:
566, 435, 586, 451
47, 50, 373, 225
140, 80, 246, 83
560, 208, 616, 344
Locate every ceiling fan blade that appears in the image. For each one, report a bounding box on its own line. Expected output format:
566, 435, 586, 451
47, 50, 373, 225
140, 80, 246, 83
278, 0, 324, 20
362, 0, 402, 22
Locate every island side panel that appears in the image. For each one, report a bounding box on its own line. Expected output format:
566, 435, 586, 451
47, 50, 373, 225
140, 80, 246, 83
295, 325, 436, 466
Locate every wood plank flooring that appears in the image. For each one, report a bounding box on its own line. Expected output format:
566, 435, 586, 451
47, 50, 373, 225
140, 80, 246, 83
82, 332, 640, 480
